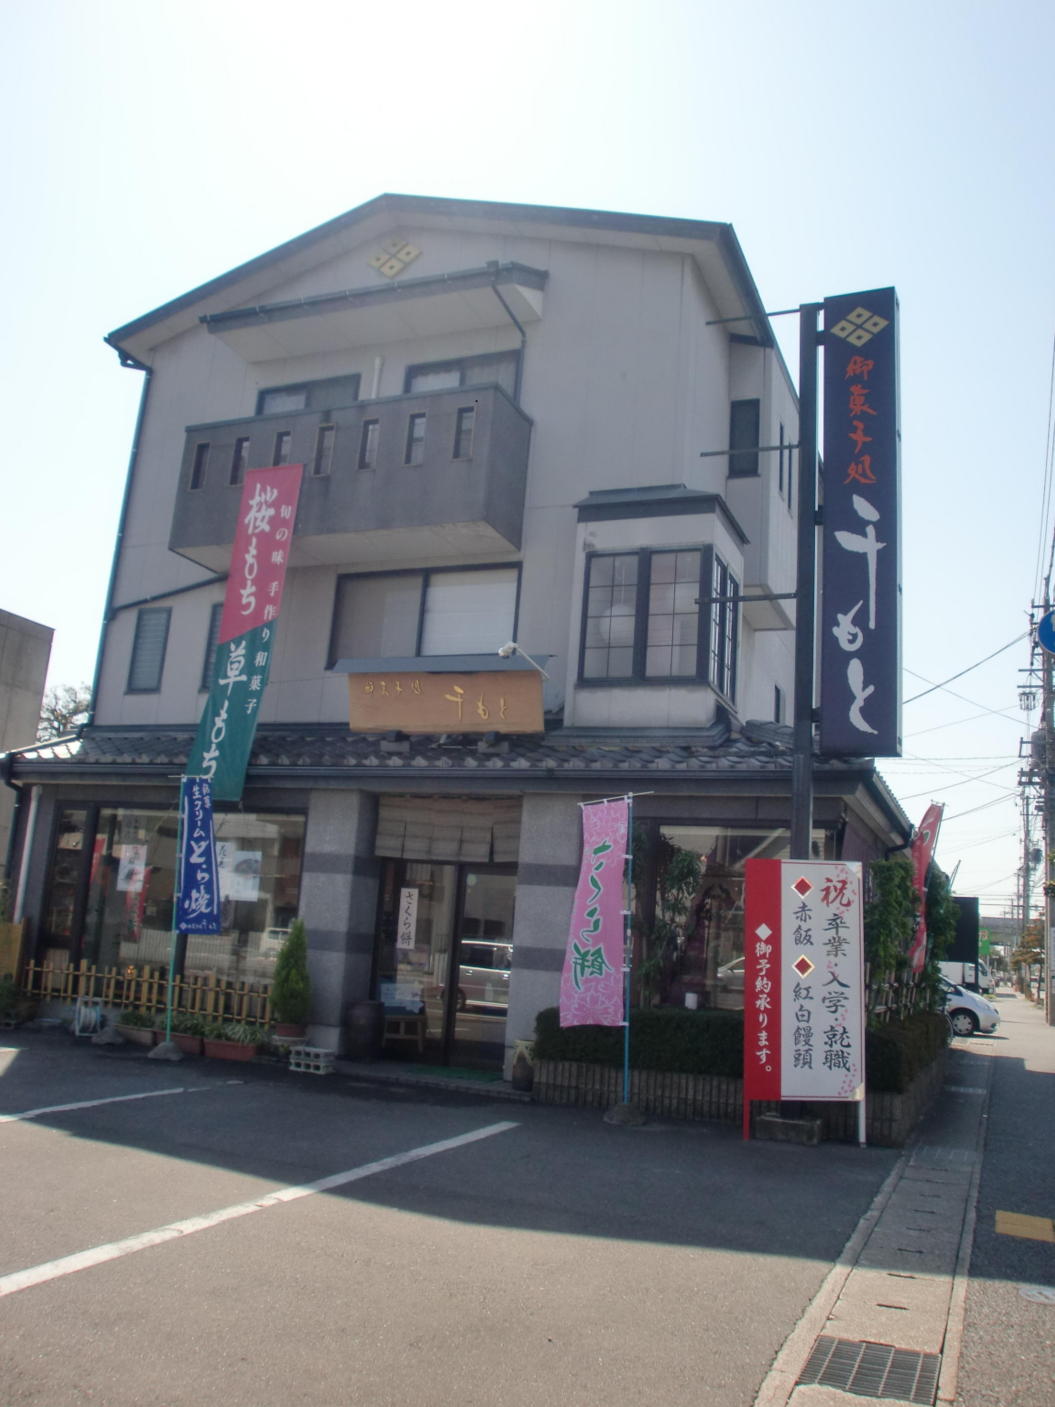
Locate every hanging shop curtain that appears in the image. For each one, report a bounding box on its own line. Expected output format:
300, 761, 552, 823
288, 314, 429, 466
375, 797, 521, 864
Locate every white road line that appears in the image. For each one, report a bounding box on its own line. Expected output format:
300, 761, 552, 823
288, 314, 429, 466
0, 1120, 518, 1298
0, 1082, 240, 1124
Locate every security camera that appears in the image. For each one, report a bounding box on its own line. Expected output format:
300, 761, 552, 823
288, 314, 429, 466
497, 642, 517, 658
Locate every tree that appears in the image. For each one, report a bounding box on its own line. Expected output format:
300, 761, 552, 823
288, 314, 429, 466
37, 684, 91, 742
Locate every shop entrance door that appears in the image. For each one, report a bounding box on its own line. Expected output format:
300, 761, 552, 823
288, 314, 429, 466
376, 861, 516, 1068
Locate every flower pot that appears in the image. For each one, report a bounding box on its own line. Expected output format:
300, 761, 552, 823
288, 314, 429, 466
117, 1024, 157, 1047
203, 1037, 258, 1062
171, 1032, 203, 1056
274, 1022, 308, 1040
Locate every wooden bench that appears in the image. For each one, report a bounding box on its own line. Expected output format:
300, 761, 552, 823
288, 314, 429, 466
382, 1010, 426, 1053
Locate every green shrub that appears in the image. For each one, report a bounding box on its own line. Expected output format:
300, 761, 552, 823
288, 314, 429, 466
270, 918, 311, 1026
118, 1008, 158, 1029
534, 1006, 744, 1078
535, 1005, 948, 1093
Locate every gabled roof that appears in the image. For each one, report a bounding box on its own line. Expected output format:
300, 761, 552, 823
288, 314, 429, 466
105, 194, 775, 366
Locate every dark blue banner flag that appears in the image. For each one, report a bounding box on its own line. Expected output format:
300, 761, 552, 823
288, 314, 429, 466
819, 286, 902, 757
177, 776, 222, 934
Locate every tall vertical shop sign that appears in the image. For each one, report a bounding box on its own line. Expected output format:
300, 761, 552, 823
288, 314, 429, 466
742, 858, 865, 1126
819, 287, 901, 757
186, 465, 304, 800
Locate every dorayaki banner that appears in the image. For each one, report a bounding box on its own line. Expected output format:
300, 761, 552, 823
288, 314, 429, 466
186, 464, 303, 800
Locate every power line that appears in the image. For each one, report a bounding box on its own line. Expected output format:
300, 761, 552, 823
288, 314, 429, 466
902, 634, 1030, 705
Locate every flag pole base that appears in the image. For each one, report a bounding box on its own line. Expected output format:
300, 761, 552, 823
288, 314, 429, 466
148, 1041, 184, 1062
603, 1102, 646, 1127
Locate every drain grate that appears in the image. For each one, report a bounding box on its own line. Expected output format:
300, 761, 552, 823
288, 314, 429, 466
797, 1335, 941, 1404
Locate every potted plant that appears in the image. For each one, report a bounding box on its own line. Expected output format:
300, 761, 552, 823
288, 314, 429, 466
270, 918, 311, 1038
169, 1012, 206, 1056
202, 1020, 262, 1062
115, 1008, 159, 1046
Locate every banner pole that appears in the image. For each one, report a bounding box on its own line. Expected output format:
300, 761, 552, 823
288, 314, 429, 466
165, 779, 187, 1046
623, 793, 634, 1105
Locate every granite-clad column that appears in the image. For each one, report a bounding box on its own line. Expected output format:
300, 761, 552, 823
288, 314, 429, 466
298, 789, 379, 1052
503, 791, 584, 1075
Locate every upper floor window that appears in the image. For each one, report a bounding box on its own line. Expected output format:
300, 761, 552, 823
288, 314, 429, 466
273, 431, 292, 464
127, 607, 171, 693
405, 413, 426, 466
778, 422, 794, 509
189, 442, 210, 491
580, 548, 738, 700
405, 350, 519, 400
312, 424, 336, 477
729, 399, 760, 477
201, 603, 223, 691
330, 565, 519, 663
359, 419, 380, 469
453, 406, 476, 460
230, 436, 250, 487
256, 374, 360, 415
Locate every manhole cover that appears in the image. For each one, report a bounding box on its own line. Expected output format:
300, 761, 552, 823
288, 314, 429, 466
1019, 1284, 1055, 1306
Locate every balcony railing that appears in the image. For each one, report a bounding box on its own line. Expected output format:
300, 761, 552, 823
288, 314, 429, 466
170, 384, 532, 571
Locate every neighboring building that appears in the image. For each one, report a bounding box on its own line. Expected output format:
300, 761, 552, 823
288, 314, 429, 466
0, 610, 52, 886
5, 195, 909, 1071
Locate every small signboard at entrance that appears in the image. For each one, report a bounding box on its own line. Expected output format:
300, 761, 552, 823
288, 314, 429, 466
347, 670, 543, 734
742, 859, 865, 1128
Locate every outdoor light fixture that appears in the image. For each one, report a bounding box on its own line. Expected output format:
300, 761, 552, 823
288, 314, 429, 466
497, 641, 550, 678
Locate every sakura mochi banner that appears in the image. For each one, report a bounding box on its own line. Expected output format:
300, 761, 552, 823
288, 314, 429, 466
559, 798, 629, 1027
743, 859, 865, 1105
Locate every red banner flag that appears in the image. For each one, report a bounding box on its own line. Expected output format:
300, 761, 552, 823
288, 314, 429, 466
907, 803, 943, 974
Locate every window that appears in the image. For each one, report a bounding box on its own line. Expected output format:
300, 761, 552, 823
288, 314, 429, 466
312, 424, 336, 477
580, 548, 738, 699
729, 399, 760, 476
405, 351, 519, 399
273, 431, 292, 464
331, 566, 519, 663
256, 375, 360, 415
779, 422, 794, 508
201, 603, 223, 691
405, 413, 426, 466
189, 442, 210, 490
127, 607, 171, 693
230, 436, 250, 486
709, 555, 739, 700
774, 684, 785, 723
453, 406, 475, 460
359, 419, 379, 469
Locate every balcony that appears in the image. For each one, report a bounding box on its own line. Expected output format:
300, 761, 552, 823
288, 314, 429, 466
170, 385, 532, 571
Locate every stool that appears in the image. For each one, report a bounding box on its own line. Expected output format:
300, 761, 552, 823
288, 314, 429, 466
382, 1011, 426, 1054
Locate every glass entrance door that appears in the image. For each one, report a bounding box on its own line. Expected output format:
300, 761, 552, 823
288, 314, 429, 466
375, 861, 516, 1068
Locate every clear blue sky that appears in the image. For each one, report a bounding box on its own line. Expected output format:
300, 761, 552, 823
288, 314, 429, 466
4, 0, 1053, 914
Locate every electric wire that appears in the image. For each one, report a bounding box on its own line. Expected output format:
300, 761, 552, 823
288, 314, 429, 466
1037, 331, 1055, 599
902, 634, 1030, 704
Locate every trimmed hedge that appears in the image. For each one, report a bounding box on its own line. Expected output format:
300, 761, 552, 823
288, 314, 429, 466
534, 1006, 949, 1094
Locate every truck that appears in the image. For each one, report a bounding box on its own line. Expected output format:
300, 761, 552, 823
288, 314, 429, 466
939, 958, 993, 995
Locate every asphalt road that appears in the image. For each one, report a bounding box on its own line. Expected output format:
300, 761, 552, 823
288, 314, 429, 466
0, 1031, 899, 1407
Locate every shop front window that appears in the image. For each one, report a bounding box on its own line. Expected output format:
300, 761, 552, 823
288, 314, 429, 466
634, 823, 831, 1010
42, 806, 305, 983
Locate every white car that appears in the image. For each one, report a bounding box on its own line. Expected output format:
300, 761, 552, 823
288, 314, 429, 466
941, 979, 1000, 1037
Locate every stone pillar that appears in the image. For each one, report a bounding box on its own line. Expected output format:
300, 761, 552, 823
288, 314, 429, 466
298, 789, 379, 1052
504, 791, 583, 1074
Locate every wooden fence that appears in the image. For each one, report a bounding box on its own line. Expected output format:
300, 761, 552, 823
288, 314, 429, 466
21, 960, 272, 1028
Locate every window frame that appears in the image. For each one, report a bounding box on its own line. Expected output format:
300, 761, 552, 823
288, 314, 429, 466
578, 547, 739, 701
728, 398, 761, 477
404, 413, 426, 466
358, 418, 380, 469
328, 562, 522, 667
273, 430, 292, 465
201, 602, 223, 692
453, 405, 476, 460
403, 350, 521, 398
230, 436, 250, 487
126, 606, 171, 694
255, 374, 361, 416
189, 441, 210, 491
312, 423, 336, 477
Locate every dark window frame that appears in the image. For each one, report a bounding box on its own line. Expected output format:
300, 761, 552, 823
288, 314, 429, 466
230, 436, 250, 487
273, 430, 292, 465
404, 413, 426, 466
453, 405, 476, 460
328, 562, 523, 667
578, 547, 739, 701
189, 441, 210, 491
358, 418, 380, 469
403, 349, 521, 398
127, 606, 171, 694
312, 423, 336, 477
255, 373, 361, 416
729, 398, 761, 477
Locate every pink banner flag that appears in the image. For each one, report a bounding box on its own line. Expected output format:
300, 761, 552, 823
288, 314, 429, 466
559, 798, 629, 1027
907, 803, 943, 974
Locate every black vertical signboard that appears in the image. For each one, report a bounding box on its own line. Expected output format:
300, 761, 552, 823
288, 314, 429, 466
819, 287, 901, 757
